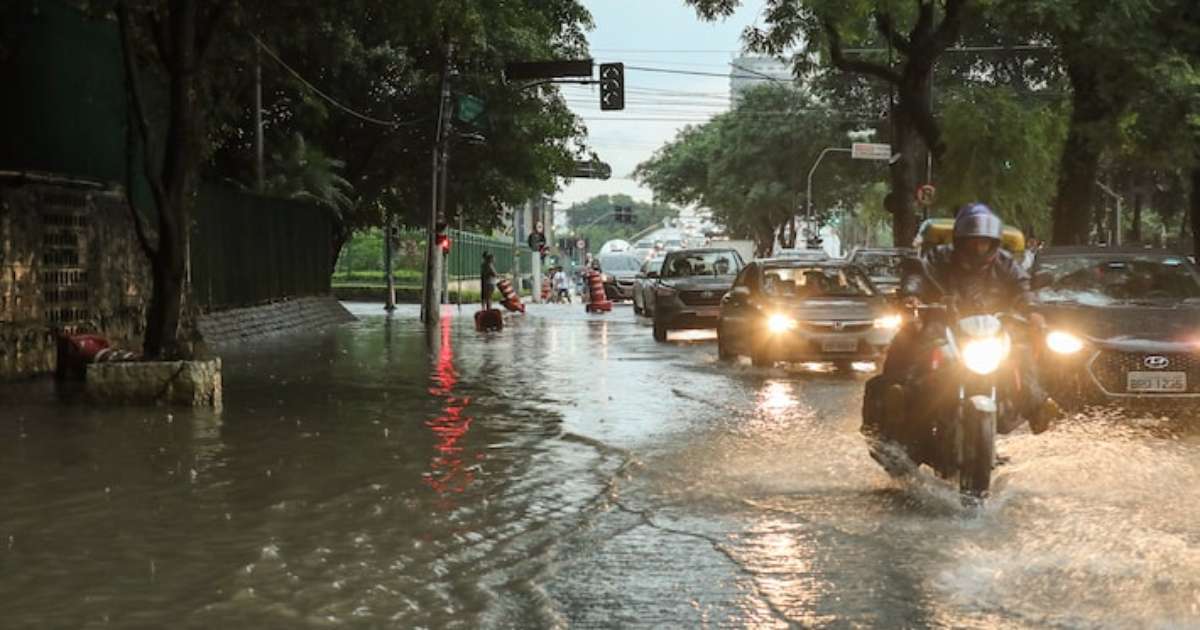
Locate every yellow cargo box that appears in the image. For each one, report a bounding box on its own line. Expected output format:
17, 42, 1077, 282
915, 218, 1025, 253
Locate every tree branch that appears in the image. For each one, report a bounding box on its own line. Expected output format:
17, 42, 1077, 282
873, 10, 911, 56
146, 12, 170, 66
117, 0, 166, 261
930, 0, 969, 53
195, 0, 231, 63
823, 20, 900, 84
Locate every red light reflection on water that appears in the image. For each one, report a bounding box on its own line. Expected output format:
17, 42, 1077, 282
423, 312, 481, 497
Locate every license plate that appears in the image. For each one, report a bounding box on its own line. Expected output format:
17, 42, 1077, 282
821, 338, 859, 353
1127, 371, 1187, 393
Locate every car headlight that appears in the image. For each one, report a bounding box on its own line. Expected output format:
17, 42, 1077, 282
1046, 330, 1084, 355
961, 337, 1009, 375
873, 314, 903, 330
766, 313, 796, 334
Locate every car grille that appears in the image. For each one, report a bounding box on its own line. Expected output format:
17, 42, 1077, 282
679, 290, 724, 306
1089, 350, 1200, 394
801, 321, 873, 334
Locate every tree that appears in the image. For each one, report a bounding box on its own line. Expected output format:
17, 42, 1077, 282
687, 0, 970, 246
116, 0, 231, 359
637, 84, 878, 256
562, 194, 680, 253
209, 0, 593, 272
937, 87, 1067, 238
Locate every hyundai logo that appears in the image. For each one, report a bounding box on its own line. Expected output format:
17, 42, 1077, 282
1144, 355, 1170, 370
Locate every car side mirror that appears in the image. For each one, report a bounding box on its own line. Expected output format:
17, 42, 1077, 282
1031, 271, 1053, 290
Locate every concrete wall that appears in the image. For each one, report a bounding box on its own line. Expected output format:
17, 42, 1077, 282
0, 175, 149, 379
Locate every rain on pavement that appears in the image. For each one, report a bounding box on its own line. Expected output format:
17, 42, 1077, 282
1, 302, 1198, 628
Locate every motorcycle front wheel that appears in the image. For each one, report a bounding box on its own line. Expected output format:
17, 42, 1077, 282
958, 403, 997, 499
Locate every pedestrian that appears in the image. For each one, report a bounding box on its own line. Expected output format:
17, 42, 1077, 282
553, 266, 571, 303
481, 251, 497, 310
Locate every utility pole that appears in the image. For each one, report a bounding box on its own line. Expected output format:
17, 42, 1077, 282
422, 43, 454, 326
254, 41, 264, 191
806, 147, 852, 241
384, 211, 396, 312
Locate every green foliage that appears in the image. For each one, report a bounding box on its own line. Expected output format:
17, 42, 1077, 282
636, 84, 881, 254
261, 132, 355, 217
561, 194, 681, 253
937, 88, 1068, 237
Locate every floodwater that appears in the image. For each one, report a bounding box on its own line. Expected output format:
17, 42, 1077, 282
1, 303, 1198, 628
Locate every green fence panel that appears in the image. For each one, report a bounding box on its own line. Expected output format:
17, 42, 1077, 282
447, 228, 514, 279
191, 184, 333, 310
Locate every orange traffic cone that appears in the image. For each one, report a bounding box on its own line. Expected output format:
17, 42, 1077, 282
496, 278, 526, 313
585, 270, 612, 313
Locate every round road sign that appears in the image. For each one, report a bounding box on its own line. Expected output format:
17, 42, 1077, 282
576, 239, 586, 249
916, 184, 936, 206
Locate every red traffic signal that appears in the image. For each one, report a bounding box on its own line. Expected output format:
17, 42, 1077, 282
436, 233, 451, 254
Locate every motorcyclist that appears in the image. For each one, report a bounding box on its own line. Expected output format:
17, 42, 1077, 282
875, 203, 1060, 437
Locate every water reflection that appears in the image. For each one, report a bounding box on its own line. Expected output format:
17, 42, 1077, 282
424, 315, 479, 499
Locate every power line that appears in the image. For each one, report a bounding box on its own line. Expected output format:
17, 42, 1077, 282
252, 34, 424, 129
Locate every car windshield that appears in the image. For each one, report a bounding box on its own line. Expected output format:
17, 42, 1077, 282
762, 266, 875, 298
599, 255, 642, 272
853, 253, 906, 280
662, 251, 741, 278
1037, 256, 1200, 304
642, 257, 666, 273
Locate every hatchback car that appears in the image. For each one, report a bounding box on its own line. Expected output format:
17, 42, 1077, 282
717, 260, 903, 368
647, 248, 743, 341
1032, 247, 1200, 411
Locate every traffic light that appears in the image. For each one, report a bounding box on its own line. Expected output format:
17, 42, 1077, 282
599, 63, 624, 111
435, 222, 450, 254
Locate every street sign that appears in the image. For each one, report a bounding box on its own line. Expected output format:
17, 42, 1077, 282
456, 95, 486, 127
576, 239, 586, 249
851, 142, 892, 161
504, 59, 594, 81
572, 160, 612, 180
916, 184, 937, 206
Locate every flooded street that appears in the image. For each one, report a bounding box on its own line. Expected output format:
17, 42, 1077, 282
2, 302, 1199, 628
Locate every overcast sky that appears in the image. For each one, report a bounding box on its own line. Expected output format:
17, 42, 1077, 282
556, 0, 769, 209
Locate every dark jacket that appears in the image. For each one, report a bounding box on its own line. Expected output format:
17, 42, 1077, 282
900, 245, 1033, 314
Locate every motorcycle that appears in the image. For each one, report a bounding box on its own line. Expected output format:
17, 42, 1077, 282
863, 302, 1028, 500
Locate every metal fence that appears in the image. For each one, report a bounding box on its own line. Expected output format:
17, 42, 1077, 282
446, 228, 514, 279
191, 185, 333, 310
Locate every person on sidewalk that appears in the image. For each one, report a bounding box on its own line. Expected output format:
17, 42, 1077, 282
553, 266, 571, 303
481, 252, 498, 310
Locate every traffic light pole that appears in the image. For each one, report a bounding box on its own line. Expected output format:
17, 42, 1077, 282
806, 147, 851, 244
384, 211, 396, 312
422, 43, 454, 326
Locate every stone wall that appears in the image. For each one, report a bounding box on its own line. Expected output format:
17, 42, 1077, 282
197, 296, 354, 350
0, 174, 148, 379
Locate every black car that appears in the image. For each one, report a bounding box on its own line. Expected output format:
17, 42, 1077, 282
847, 247, 914, 295
717, 260, 903, 368
1032, 247, 1200, 411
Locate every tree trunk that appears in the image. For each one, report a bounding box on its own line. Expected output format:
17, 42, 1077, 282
887, 115, 922, 248
1190, 166, 1200, 259
1051, 57, 1123, 245
1131, 190, 1143, 244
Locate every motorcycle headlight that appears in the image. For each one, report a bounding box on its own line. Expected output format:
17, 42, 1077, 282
766, 313, 796, 334
961, 337, 1009, 375
601, 273, 610, 283
1046, 330, 1084, 355
873, 314, 903, 330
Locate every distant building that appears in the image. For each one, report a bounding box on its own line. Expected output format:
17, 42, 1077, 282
729, 56, 794, 106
